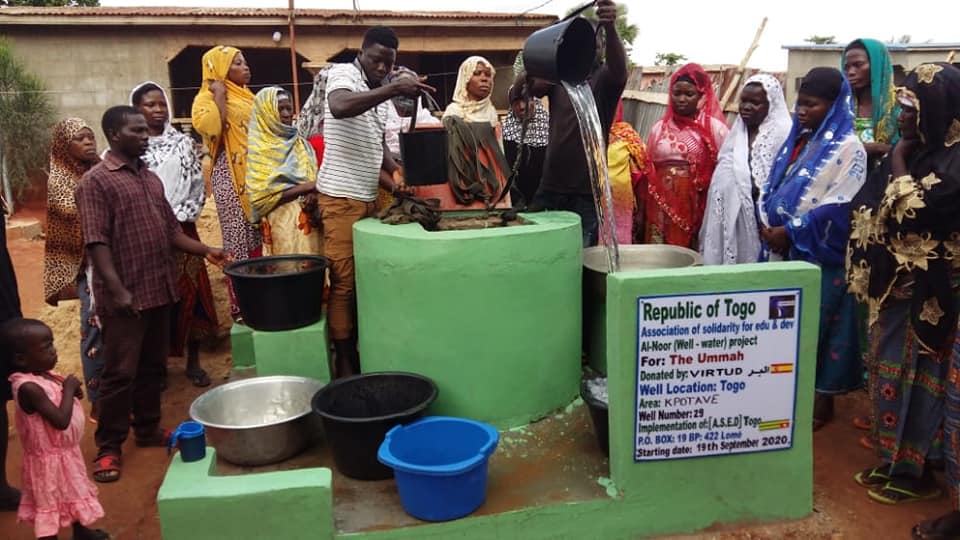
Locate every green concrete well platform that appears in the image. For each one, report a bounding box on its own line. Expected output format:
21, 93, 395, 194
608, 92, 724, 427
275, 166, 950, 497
353, 211, 583, 428
158, 448, 333, 540
229, 317, 331, 383
160, 261, 819, 539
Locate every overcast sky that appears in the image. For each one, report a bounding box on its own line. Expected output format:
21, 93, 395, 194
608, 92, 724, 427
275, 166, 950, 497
101, 0, 957, 71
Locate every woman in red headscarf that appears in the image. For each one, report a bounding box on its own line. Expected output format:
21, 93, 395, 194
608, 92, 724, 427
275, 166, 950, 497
643, 63, 729, 248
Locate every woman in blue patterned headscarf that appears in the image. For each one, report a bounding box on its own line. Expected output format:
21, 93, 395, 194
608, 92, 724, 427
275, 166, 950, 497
759, 67, 867, 430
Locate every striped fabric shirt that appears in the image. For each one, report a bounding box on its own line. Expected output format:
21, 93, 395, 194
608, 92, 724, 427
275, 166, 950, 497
316, 62, 388, 202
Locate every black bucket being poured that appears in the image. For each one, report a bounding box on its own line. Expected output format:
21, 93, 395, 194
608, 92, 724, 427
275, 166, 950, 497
522, 15, 597, 85
521, 1, 622, 272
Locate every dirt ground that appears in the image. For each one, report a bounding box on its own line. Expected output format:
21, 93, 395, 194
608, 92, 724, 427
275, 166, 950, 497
0, 200, 955, 539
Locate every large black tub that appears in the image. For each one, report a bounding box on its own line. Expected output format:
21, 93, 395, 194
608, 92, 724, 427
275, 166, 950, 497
224, 255, 328, 331
580, 376, 609, 457
311, 372, 438, 480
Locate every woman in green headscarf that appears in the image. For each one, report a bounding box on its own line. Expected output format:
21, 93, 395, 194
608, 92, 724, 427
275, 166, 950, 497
843, 38, 900, 171
844, 38, 901, 444
246, 86, 321, 256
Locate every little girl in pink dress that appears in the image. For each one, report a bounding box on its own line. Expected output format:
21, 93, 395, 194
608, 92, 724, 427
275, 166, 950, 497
3, 318, 108, 539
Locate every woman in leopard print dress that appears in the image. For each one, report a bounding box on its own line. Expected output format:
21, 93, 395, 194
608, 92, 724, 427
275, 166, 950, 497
42, 118, 103, 412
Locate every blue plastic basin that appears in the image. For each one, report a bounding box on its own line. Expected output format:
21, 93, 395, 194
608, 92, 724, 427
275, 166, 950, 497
378, 416, 499, 522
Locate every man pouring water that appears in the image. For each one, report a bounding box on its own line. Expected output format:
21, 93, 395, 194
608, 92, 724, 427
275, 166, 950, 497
528, 0, 627, 246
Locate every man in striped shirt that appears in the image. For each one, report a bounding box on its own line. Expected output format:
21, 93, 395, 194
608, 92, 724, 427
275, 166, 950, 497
316, 26, 433, 377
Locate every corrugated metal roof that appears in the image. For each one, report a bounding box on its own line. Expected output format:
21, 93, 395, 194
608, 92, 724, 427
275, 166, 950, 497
0, 6, 556, 22
783, 43, 960, 51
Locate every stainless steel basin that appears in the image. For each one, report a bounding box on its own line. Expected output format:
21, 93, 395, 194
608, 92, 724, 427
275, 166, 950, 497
583, 244, 702, 273
583, 245, 702, 374
189, 375, 325, 466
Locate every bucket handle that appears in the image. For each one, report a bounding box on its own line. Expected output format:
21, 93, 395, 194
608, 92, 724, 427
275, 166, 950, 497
558, 0, 597, 23
402, 92, 443, 134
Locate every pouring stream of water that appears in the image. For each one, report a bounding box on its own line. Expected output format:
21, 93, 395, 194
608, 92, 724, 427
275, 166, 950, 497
562, 81, 620, 272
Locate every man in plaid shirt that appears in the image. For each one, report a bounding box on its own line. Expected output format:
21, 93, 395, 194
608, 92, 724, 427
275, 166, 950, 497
76, 105, 227, 483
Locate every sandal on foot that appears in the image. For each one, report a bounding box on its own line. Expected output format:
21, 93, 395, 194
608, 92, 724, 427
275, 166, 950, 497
0, 486, 21, 511
135, 428, 173, 448
72, 527, 111, 540
854, 466, 891, 487
93, 455, 121, 483
912, 511, 960, 540
185, 367, 211, 388
853, 415, 872, 430
868, 480, 942, 504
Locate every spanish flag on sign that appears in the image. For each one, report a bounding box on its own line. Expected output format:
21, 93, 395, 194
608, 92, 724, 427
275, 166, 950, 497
769, 363, 794, 374
759, 419, 791, 431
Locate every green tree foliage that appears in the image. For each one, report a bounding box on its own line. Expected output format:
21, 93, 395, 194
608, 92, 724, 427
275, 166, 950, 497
566, 3, 639, 56
804, 35, 837, 45
654, 53, 687, 67
0, 0, 99, 6
0, 39, 55, 201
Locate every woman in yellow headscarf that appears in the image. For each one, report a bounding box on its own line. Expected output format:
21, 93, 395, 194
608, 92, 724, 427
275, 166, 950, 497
191, 45, 261, 320
246, 87, 321, 255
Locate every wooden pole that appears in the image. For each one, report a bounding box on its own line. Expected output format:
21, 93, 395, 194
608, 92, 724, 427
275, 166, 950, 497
947, 50, 956, 63
720, 17, 767, 111
288, 0, 301, 114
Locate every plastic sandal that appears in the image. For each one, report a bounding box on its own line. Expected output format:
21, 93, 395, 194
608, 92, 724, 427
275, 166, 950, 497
854, 466, 891, 487
71, 527, 111, 540
93, 455, 121, 483
868, 480, 942, 504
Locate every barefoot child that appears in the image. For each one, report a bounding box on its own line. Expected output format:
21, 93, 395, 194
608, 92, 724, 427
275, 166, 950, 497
1, 318, 109, 540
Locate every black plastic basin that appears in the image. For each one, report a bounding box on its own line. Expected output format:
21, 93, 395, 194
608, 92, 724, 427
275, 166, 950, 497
580, 377, 609, 457
311, 372, 438, 480
224, 255, 328, 331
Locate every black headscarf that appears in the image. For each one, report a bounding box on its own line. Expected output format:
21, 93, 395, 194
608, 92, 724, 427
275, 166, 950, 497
847, 63, 960, 357
798, 67, 844, 102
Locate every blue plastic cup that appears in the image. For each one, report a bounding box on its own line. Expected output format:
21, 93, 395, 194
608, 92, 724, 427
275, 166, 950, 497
168, 421, 206, 462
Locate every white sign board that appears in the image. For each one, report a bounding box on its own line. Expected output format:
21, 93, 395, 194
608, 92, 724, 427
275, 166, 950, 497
634, 289, 801, 461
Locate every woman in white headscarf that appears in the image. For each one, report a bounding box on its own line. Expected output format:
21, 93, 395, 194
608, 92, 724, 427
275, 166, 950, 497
699, 74, 792, 264
443, 56, 500, 127
441, 56, 509, 208
131, 81, 216, 387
